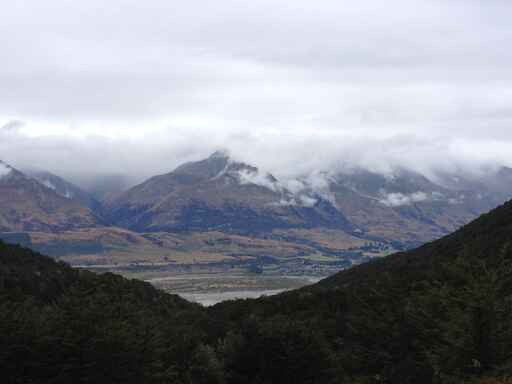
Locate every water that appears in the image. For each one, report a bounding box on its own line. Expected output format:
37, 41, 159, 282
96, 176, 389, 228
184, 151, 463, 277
146, 273, 323, 306
178, 289, 286, 306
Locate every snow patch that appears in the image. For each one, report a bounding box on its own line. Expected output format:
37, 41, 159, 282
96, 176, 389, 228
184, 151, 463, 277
39, 178, 74, 199
63, 190, 74, 199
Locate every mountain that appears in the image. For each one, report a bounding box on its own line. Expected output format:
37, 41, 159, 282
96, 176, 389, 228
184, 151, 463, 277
3, 199, 512, 383
2, 153, 512, 271
106, 152, 511, 248
105, 151, 354, 234
324, 167, 505, 246
0, 160, 102, 232
209, 199, 512, 383
25, 169, 102, 212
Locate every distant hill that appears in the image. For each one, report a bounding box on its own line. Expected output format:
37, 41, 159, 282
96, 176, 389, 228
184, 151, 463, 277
25, 169, 102, 212
0, 160, 103, 232
324, 166, 508, 245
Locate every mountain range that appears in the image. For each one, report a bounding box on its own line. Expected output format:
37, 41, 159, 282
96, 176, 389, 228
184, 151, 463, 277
1, 152, 511, 269
3, 186, 512, 382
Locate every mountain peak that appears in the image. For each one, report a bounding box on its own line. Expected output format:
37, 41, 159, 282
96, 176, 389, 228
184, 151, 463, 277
0, 161, 11, 179
0, 160, 22, 181
208, 149, 230, 160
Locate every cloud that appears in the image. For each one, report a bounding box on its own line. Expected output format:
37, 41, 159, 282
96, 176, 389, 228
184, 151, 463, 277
0, 1, 511, 189
379, 192, 429, 207
1, 120, 512, 192
0, 162, 13, 179
236, 169, 281, 192
1, 1, 511, 134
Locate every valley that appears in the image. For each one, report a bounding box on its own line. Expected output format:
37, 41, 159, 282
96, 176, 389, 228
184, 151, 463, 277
2, 151, 512, 302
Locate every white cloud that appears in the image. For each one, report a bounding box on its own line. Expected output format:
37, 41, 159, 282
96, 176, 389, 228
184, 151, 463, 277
298, 195, 318, 207
0, 1, 511, 186
0, 162, 12, 179
379, 191, 429, 207
236, 169, 281, 192
40, 179, 56, 190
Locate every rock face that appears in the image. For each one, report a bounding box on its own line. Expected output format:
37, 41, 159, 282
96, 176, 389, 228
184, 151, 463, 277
0, 161, 102, 232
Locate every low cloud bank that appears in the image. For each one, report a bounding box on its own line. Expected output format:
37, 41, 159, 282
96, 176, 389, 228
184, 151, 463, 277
2, 120, 511, 193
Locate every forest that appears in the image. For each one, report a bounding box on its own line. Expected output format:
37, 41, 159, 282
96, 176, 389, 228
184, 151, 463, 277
3, 200, 512, 383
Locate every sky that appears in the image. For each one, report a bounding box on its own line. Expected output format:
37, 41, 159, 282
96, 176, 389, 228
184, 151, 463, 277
1, 0, 511, 186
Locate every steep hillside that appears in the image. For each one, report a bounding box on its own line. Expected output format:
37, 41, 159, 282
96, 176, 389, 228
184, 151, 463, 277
0, 240, 207, 384
210, 200, 512, 383
0, 161, 102, 232
326, 167, 503, 245
26, 169, 102, 212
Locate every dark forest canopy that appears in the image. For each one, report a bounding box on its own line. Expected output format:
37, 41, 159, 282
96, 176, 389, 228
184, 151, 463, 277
3, 200, 512, 383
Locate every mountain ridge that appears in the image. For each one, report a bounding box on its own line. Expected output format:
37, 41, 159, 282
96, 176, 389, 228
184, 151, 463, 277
0, 160, 103, 232
105, 152, 511, 245
2, 153, 512, 270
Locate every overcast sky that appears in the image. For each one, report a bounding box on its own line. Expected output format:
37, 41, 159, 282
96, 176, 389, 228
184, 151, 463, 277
1, 0, 511, 185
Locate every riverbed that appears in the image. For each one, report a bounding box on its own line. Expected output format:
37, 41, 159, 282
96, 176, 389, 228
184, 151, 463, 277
146, 273, 322, 306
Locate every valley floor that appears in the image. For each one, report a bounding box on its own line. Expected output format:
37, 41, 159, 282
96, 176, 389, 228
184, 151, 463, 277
83, 264, 323, 305
150, 273, 319, 306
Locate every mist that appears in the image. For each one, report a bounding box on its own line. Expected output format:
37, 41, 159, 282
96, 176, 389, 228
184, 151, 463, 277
1, 120, 511, 192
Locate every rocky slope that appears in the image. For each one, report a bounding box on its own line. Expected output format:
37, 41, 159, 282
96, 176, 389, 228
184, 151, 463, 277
0, 160, 102, 232
210, 198, 512, 383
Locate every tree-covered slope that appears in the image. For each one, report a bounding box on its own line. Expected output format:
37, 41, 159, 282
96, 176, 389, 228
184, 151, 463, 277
3, 200, 512, 383
0, 241, 210, 384
210, 200, 512, 383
